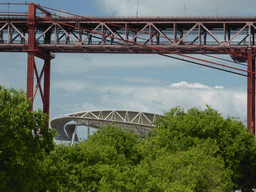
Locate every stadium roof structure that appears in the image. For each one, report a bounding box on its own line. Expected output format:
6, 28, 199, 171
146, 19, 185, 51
50, 110, 165, 143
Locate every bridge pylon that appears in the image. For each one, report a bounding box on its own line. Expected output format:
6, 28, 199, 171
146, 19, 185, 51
24, 3, 54, 128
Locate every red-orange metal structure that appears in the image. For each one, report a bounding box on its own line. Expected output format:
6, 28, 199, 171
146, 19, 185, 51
0, 3, 255, 134
25, 3, 54, 128
247, 48, 255, 134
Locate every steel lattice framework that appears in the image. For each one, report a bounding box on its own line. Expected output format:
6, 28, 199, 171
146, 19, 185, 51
2, 16, 256, 54
0, 3, 255, 135
51, 110, 164, 143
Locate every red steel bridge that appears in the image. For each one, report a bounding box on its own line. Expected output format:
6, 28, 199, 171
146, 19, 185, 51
1, 3, 256, 135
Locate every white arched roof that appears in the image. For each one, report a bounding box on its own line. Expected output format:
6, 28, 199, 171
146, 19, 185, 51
50, 110, 165, 142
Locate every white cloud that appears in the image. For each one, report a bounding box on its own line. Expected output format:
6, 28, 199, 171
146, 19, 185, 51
170, 81, 210, 89
170, 81, 223, 89
92, 81, 246, 120
50, 80, 246, 123
96, 0, 256, 17
214, 85, 224, 89
52, 80, 87, 92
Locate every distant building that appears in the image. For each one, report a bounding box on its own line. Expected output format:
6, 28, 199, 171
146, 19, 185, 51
50, 110, 164, 143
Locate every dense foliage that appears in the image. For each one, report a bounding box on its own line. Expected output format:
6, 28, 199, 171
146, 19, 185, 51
44, 125, 231, 191
0, 86, 56, 191
151, 105, 256, 190
44, 106, 256, 191
2, 86, 256, 191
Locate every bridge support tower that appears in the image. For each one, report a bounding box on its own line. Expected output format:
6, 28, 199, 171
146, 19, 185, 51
23, 3, 256, 136
25, 3, 54, 129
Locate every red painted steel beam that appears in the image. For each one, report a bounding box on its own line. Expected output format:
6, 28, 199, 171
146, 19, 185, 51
39, 16, 256, 76
24, 4, 256, 134
35, 5, 52, 16
26, 3, 36, 107
26, 3, 53, 128
27, 3, 36, 49
43, 55, 51, 129
37, 5, 256, 59
247, 48, 255, 135
40, 16, 256, 133
253, 57, 255, 136
27, 53, 34, 106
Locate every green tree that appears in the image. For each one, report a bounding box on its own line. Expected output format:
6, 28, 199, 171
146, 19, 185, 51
45, 123, 232, 192
98, 139, 232, 192
148, 105, 256, 191
43, 124, 143, 191
0, 86, 56, 192
39, 105, 256, 191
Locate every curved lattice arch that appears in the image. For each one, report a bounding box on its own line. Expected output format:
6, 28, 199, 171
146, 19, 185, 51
50, 110, 165, 143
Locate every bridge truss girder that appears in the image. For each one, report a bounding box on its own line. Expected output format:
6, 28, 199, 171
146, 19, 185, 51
0, 3, 256, 135
1, 16, 256, 54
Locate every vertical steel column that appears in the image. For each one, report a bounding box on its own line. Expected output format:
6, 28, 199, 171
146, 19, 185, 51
253, 56, 255, 136
26, 3, 53, 127
71, 121, 78, 146
27, 3, 36, 106
198, 24, 201, 45
173, 23, 176, 43
43, 26, 52, 127
223, 23, 226, 43
125, 23, 128, 45
149, 24, 152, 45
247, 48, 255, 135
27, 54, 34, 106
43, 56, 51, 128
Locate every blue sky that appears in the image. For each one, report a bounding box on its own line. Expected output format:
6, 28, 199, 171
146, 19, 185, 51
1, 0, 255, 126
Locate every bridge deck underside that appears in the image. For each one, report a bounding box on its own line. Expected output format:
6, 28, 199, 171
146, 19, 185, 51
1, 17, 256, 54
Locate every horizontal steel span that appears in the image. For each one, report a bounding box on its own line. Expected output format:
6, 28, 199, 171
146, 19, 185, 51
1, 16, 256, 54
0, 2, 255, 136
